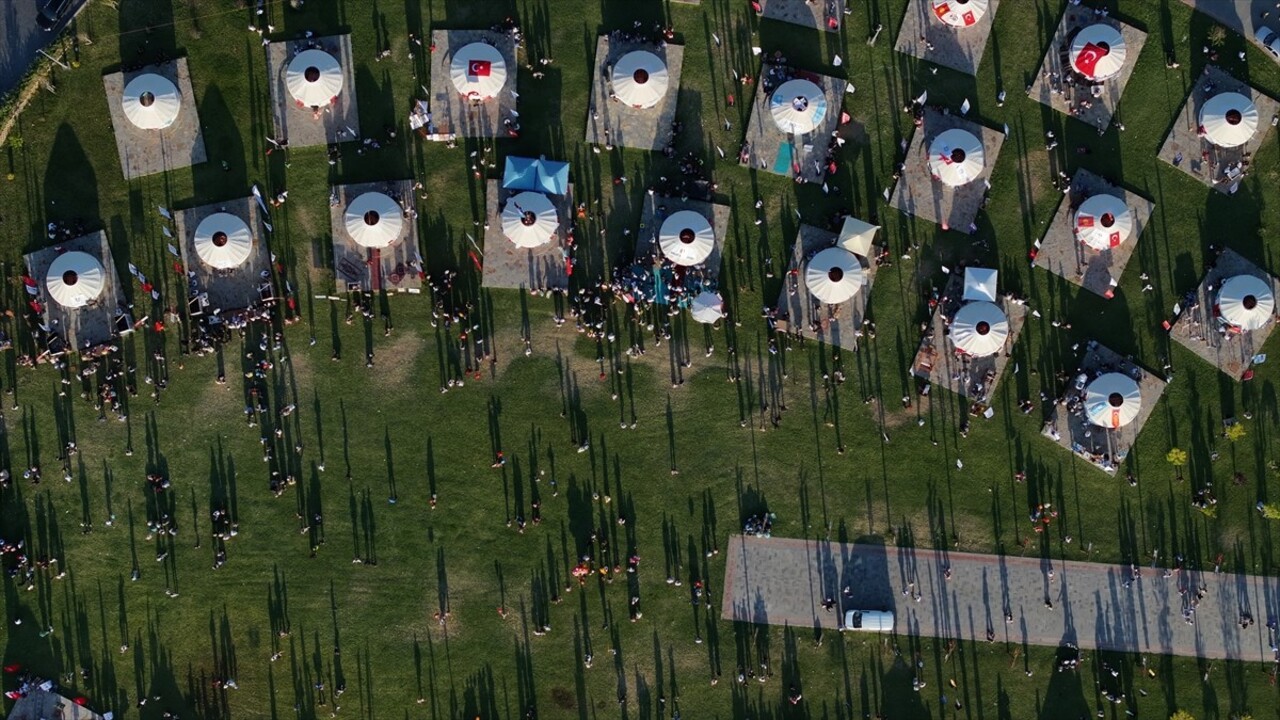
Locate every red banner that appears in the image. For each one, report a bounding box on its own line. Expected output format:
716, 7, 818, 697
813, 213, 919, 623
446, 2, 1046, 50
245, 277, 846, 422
1074, 43, 1107, 77
962, 10, 976, 25
1109, 231, 1121, 247
934, 2, 950, 19
468, 60, 492, 77
1077, 215, 1094, 228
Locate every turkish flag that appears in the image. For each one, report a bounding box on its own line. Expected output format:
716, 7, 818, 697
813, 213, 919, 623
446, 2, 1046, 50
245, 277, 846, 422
1110, 409, 1121, 428
468, 59, 492, 77
1074, 42, 1107, 77
934, 2, 950, 20
1109, 231, 1121, 247
1077, 215, 1094, 228
962, 10, 976, 25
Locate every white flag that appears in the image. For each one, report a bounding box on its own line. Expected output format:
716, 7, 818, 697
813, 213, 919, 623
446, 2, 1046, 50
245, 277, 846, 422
833, 54, 843, 67
161, 226, 172, 238
716, 146, 725, 158
157, 206, 172, 220
822, 182, 829, 194
882, 187, 890, 201
844, 84, 856, 95
914, 90, 927, 105
752, 46, 762, 56
712, 33, 721, 46
128, 263, 139, 277
167, 244, 179, 257
960, 98, 970, 115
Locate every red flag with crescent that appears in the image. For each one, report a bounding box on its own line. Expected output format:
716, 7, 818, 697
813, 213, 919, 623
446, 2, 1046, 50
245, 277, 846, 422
1111, 409, 1121, 428
468, 59, 492, 77
1109, 231, 1121, 247
962, 10, 976, 25
934, 2, 950, 20
1077, 215, 1094, 228
1074, 43, 1107, 77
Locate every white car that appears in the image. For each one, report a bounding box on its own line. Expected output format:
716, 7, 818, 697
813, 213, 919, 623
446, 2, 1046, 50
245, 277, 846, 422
842, 609, 895, 633
1256, 26, 1280, 59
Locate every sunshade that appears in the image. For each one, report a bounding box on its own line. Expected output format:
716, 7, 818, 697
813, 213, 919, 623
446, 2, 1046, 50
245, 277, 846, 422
46, 251, 106, 308
122, 73, 181, 130
658, 211, 715, 266
928, 128, 984, 187
286, 49, 343, 107
501, 191, 559, 249
451, 43, 507, 100
194, 213, 254, 269
836, 216, 879, 257
1073, 194, 1132, 251
344, 192, 404, 248
1084, 372, 1141, 429
611, 51, 669, 109
949, 301, 1008, 357
1070, 24, 1127, 81
805, 247, 864, 304
1218, 274, 1275, 331
962, 267, 998, 302
690, 292, 725, 324
769, 79, 827, 135
1200, 92, 1258, 148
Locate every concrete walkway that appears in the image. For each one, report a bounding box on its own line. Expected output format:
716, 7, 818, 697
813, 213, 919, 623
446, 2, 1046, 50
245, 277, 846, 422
721, 535, 1280, 661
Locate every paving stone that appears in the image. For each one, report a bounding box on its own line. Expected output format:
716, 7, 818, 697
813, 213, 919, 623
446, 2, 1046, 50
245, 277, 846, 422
265, 34, 361, 148
24, 232, 131, 355
102, 58, 206, 179
1033, 168, 1154, 298
1027, 6, 1147, 130
774, 224, 878, 352
722, 534, 1273, 661
428, 30, 519, 140
889, 108, 1004, 231
741, 63, 846, 184
585, 36, 683, 151
894, 0, 1000, 76
1157, 64, 1279, 194
481, 179, 573, 291
1170, 248, 1279, 380
635, 194, 730, 282
329, 180, 423, 294
174, 197, 273, 314
1042, 341, 1167, 475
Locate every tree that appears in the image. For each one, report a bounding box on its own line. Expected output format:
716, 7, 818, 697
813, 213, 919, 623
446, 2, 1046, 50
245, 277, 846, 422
1171, 711, 1197, 720
1225, 423, 1247, 443
1258, 502, 1280, 521
1166, 448, 1188, 480
1208, 25, 1228, 47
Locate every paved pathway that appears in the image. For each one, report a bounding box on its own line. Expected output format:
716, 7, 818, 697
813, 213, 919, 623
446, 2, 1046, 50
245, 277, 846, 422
0, 0, 87, 98
721, 535, 1280, 661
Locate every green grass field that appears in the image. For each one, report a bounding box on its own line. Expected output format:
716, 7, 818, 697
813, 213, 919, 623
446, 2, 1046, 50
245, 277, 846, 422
3, 0, 1280, 718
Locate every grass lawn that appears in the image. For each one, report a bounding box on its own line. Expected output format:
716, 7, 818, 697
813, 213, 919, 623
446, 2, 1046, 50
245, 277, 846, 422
2, 0, 1280, 718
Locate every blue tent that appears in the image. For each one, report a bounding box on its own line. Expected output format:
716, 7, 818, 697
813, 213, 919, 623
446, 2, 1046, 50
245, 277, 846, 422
502, 156, 570, 196
502, 156, 538, 191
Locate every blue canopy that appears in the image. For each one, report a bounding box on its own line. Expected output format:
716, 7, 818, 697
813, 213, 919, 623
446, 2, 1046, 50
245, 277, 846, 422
502, 156, 570, 196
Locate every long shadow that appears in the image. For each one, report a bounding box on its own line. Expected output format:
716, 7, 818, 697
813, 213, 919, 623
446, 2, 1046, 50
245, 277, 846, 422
116, 0, 178, 69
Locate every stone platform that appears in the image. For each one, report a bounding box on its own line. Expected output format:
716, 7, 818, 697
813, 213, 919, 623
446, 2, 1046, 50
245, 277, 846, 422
894, 0, 1000, 76
635, 195, 730, 280
329, 180, 423, 294
429, 30, 519, 139
774, 224, 878, 352
481, 180, 573, 291
760, 0, 847, 32
1170, 248, 1279, 380
174, 197, 271, 313
102, 58, 206, 179
585, 37, 683, 151
265, 34, 360, 148
1033, 168, 1154, 298
24, 232, 130, 355
1027, 5, 1147, 130
1157, 65, 1278, 194
889, 109, 1004, 231
1042, 341, 1166, 475
741, 63, 846, 184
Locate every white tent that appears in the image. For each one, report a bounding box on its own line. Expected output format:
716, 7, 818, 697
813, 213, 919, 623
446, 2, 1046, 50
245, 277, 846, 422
932, 0, 989, 28
344, 192, 404, 249
949, 301, 1009, 357
836, 216, 879, 258
451, 43, 507, 100
769, 79, 827, 135
286, 49, 343, 108
658, 210, 715, 266
1218, 274, 1275, 331
45, 251, 105, 308
1070, 24, 1127, 81
962, 267, 998, 302
1073, 194, 1132, 251
611, 51, 669, 109
501, 191, 559, 249
1084, 372, 1141, 429
805, 247, 864, 304
194, 213, 254, 269
1200, 92, 1258, 148
928, 128, 984, 187
690, 292, 725, 324
121, 73, 181, 130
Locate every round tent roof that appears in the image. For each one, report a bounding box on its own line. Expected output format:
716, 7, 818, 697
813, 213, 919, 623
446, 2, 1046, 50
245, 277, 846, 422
1200, 92, 1258, 148
805, 247, 864, 305
1084, 372, 1141, 429
611, 50, 669, 109
949, 301, 1009, 357
1218, 274, 1275, 331
1073, 193, 1133, 251
928, 128, 985, 187
690, 292, 725, 324
658, 210, 715, 266
501, 191, 559, 249
343, 192, 404, 249
451, 43, 507, 100
46, 251, 105, 309
286, 49, 343, 108
769, 79, 827, 135
194, 213, 254, 269
1070, 24, 1127, 81
121, 73, 181, 130
932, 0, 989, 28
